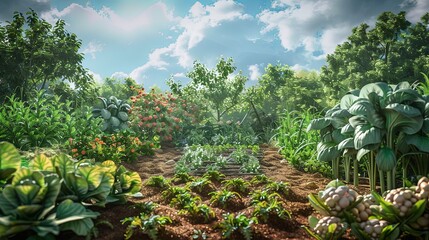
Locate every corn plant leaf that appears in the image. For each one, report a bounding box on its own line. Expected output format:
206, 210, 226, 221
405, 199, 426, 223
371, 191, 399, 223
308, 193, 330, 216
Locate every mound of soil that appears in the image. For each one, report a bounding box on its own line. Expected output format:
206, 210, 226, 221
74, 146, 335, 240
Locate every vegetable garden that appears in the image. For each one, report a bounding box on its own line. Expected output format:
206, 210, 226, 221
1, 9, 429, 240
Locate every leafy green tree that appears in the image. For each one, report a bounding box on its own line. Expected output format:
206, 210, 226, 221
0, 10, 93, 102
168, 57, 247, 122
98, 77, 141, 100
321, 11, 429, 101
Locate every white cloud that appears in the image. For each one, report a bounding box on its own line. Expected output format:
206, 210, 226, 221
111, 72, 129, 79
257, 0, 429, 60
88, 70, 103, 83
291, 64, 308, 71
248, 64, 261, 81
402, 0, 429, 22
130, 0, 251, 81
173, 72, 186, 78
82, 41, 104, 59
41, 2, 176, 41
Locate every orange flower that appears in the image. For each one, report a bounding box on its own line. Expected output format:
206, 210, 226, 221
81, 150, 86, 155
72, 148, 78, 153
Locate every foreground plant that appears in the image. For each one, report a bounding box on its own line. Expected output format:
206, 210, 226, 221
218, 213, 257, 240
122, 214, 172, 240
180, 202, 216, 223
210, 189, 243, 209
252, 197, 291, 224
222, 178, 251, 195
0, 168, 98, 238
307, 177, 429, 239
145, 175, 171, 190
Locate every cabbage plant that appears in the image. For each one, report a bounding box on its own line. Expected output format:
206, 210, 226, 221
0, 168, 98, 238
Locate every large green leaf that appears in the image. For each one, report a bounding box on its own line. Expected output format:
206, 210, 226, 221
77, 166, 103, 191
100, 109, 111, 120
357, 149, 371, 161
354, 124, 382, 149
110, 116, 120, 127
338, 137, 354, 150
0, 141, 21, 173
341, 123, 354, 135
317, 142, 341, 162
52, 154, 75, 178
376, 147, 396, 171
30, 154, 54, 172
384, 103, 423, 135
306, 118, 331, 131
349, 98, 376, 116
405, 134, 429, 153
55, 199, 99, 236
117, 111, 128, 121
359, 82, 391, 99
340, 94, 359, 109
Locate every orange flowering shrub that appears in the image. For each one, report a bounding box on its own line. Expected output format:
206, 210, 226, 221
128, 87, 198, 144
68, 130, 158, 163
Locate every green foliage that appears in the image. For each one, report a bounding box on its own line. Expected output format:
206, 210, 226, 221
187, 177, 215, 194
98, 77, 141, 100
179, 202, 216, 223
92, 96, 131, 133
56, 158, 115, 207
209, 189, 242, 208
0, 142, 21, 186
202, 170, 226, 182
161, 186, 190, 202
321, 11, 429, 101
169, 57, 247, 122
249, 190, 281, 205
100, 160, 143, 204
145, 176, 171, 190
308, 81, 429, 191
0, 91, 74, 150
222, 178, 250, 195
122, 214, 172, 240
264, 181, 289, 196
169, 192, 201, 209
134, 201, 157, 216
0, 168, 99, 238
0, 10, 93, 102
276, 110, 330, 176
252, 197, 291, 223
171, 172, 195, 184
218, 213, 257, 240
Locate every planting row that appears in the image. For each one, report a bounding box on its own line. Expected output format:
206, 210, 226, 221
123, 172, 294, 240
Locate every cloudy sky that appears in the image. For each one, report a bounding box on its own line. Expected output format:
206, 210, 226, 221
1, 0, 428, 89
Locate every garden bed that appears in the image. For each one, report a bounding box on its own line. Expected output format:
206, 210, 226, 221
66, 146, 335, 240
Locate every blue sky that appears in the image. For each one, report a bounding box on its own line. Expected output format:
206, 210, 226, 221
1, 0, 429, 89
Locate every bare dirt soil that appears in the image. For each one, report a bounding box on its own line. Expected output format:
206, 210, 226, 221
79, 146, 338, 240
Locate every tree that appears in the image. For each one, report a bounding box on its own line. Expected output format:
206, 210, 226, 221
321, 11, 429, 101
99, 77, 142, 99
168, 57, 247, 122
0, 10, 93, 102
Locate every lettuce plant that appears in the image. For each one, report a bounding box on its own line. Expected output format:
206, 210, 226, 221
0, 168, 98, 238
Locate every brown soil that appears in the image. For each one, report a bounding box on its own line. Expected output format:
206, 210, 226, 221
79, 146, 335, 240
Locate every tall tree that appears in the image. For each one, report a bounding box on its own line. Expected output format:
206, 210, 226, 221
321, 11, 429, 101
0, 10, 92, 101
168, 57, 247, 122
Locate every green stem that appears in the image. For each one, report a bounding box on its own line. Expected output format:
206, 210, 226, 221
344, 156, 351, 183
379, 170, 385, 194
387, 171, 393, 190
353, 158, 359, 187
